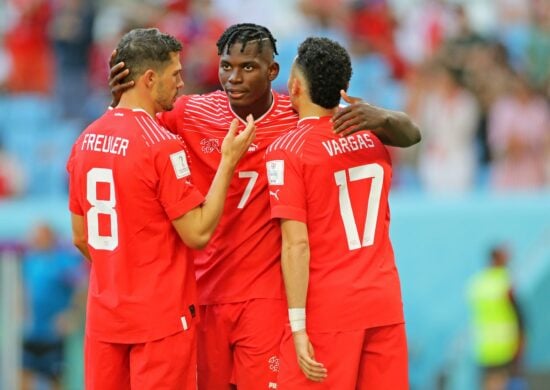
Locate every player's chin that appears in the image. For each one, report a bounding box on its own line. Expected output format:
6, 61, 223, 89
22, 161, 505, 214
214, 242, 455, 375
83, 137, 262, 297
227, 95, 252, 107
162, 102, 175, 111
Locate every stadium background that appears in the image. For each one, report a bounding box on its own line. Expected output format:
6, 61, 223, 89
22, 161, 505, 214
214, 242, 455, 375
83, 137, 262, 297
0, 0, 548, 389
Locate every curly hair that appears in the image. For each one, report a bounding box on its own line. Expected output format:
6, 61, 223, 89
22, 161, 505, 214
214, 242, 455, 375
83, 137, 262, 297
113, 28, 182, 83
295, 37, 352, 109
216, 23, 278, 56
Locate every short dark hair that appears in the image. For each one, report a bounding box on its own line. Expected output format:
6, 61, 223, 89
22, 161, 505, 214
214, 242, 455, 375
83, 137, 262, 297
113, 28, 182, 83
295, 37, 352, 109
216, 23, 278, 56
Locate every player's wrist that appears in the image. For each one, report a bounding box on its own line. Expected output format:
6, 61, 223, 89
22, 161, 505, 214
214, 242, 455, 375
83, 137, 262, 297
288, 308, 306, 333
218, 157, 238, 173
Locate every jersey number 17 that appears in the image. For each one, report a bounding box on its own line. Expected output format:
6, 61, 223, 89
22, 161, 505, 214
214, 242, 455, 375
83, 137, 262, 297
334, 163, 383, 251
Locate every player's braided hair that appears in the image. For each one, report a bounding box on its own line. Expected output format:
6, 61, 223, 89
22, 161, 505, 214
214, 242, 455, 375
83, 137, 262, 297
216, 23, 278, 56
295, 37, 352, 109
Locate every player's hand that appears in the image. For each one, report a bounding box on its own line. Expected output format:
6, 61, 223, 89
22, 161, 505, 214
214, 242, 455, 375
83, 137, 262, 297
332, 90, 387, 136
108, 49, 134, 108
292, 330, 327, 382
221, 115, 256, 168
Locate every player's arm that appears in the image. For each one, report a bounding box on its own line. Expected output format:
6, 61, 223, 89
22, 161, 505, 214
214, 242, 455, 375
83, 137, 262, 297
332, 90, 421, 147
70, 213, 91, 261
280, 219, 327, 382
171, 116, 256, 249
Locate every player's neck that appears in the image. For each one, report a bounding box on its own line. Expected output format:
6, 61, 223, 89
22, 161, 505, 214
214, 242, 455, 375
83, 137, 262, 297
230, 90, 273, 121
298, 101, 337, 119
117, 91, 156, 118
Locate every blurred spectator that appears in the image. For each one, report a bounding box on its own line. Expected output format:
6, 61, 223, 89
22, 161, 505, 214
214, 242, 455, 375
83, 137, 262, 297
462, 42, 515, 166
0, 137, 26, 198
395, 0, 455, 66
20, 223, 84, 390
467, 244, 526, 390
4, 0, 54, 94
487, 72, 550, 191
50, 0, 95, 121
416, 62, 480, 194
160, 0, 226, 94
438, 4, 485, 86
494, 0, 532, 70
347, 0, 407, 80
525, 0, 550, 98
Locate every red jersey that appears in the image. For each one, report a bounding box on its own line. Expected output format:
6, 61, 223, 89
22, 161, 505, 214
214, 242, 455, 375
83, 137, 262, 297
158, 90, 297, 304
265, 116, 404, 332
67, 108, 204, 343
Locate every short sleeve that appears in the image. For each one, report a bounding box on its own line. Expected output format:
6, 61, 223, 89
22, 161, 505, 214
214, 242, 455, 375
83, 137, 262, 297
265, 148, 307, 223
154, 138, 205, 220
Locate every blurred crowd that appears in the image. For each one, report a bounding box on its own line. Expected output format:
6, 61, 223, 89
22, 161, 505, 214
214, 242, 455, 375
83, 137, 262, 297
0, 0, 549, 198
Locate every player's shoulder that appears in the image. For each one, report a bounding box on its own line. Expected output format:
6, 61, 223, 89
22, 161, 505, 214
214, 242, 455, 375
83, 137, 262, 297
267, 117, 337, 161
137, 115, 181, 149
266, 125, 302, 156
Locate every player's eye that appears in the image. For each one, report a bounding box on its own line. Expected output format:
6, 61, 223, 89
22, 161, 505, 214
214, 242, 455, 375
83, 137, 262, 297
243, 65, 254, 72
221, 64, 231, 71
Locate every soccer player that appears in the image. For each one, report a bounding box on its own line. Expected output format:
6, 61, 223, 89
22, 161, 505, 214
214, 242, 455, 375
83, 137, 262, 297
67, 28, 255, 390
265, 37, 408, 389
109, 23, 420, 389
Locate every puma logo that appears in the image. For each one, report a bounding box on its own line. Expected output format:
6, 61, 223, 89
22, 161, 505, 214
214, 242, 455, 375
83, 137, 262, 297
269, 189, 280, 201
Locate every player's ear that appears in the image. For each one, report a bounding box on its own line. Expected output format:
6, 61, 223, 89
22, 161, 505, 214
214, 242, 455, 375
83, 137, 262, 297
268, 62, 279, 81
143, 69, 156, 88
290, 77, 300, 97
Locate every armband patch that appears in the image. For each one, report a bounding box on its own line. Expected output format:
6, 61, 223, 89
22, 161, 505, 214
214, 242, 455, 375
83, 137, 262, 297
170, 151, 191, 179
267, 160, 284, 185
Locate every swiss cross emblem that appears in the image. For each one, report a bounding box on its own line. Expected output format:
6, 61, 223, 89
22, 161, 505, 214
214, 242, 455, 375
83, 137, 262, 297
200, 138, 221, 153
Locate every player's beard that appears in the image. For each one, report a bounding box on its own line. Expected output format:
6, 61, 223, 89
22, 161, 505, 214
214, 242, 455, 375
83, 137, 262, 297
156, 81, 177, 111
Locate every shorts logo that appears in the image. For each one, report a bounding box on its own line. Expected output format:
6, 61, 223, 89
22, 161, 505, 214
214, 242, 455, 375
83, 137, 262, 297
200, 138, 221, 153
268, 355, 280, 373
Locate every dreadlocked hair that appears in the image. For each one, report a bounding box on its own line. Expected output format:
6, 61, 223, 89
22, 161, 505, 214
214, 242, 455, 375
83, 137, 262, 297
216, 23, 278, 56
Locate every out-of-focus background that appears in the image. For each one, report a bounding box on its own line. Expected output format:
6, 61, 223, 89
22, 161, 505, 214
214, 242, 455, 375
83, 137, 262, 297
0, 0, 548, 389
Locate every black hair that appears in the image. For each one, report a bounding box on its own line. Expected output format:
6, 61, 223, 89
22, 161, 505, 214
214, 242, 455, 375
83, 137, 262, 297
113, 28, 182, 83
216, 23, 278, 56
295, 37, 352, 109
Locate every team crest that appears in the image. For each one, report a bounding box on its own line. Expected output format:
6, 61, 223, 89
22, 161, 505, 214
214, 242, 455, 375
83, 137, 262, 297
200, 138, 221, 153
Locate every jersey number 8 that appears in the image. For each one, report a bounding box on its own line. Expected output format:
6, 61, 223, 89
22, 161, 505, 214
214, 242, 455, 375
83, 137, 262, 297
86, 168, 119, 250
